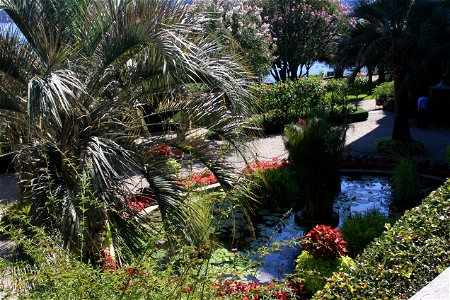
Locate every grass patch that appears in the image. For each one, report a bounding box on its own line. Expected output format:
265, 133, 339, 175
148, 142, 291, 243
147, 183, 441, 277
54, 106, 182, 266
347, 94, 373, 101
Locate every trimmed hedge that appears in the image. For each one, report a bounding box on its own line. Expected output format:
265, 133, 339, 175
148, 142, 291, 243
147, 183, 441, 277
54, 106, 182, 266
329, 107, 369, 124
314, 179, 450, 300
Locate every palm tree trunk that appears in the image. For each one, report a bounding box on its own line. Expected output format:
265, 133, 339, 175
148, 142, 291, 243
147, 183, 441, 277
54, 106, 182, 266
392, 70, 413, 141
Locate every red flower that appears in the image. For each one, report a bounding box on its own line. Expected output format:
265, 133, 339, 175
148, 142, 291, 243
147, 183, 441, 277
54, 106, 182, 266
103, 248, 117, 271
243, 158, 289, 174
147, 144, 183, 158
303, 225, 347, 260
181, 171, 218, 187
126, 193, 155, 212
297, 118, 307, 126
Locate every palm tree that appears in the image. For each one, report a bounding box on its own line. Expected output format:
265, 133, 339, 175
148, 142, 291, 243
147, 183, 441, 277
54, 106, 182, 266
340, 0, 449, 141
0, 0, 256, 264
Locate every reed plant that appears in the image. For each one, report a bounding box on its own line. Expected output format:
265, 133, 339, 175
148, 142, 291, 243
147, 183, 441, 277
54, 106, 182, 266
284, 118, 346, 223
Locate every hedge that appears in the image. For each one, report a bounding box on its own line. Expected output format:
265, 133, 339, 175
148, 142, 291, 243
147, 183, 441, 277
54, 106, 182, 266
314, 179, 450, 300
328, 107, 369, 124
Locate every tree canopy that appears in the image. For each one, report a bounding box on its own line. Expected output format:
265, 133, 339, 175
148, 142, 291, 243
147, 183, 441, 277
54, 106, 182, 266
262, 0, 350, 81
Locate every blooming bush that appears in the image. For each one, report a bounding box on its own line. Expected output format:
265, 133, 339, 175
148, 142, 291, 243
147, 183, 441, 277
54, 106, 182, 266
302, 225, 347, 260
262, 0, 351, 81
190, 0, 273, 78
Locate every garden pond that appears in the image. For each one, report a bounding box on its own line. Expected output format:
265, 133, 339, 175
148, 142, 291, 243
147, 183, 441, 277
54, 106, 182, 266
243, 175, 394, 282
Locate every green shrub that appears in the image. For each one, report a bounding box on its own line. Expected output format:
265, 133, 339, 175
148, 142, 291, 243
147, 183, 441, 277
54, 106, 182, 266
284, 119, 346, 222
328, 107, 368, 124
314, 179, 450, 300
377, 139, 425, 157
295, 251, 354, 294
256, 79, 325, 117
259, 109, 291, 134
391, 156, 422, 209
246, 166, 300, 209
373, 81, 394, 105
341, 209, 393, 257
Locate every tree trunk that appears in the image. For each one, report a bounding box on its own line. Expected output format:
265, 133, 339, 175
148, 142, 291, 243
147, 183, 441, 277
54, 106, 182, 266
377, 64, 385, 83
334, 66, 344, 79
392, 70, 413, 141
289, 62, 299, 80
367, 66, 373, 93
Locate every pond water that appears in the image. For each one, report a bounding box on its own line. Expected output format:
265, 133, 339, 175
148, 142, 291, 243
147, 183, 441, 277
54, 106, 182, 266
249, 175, 392, 282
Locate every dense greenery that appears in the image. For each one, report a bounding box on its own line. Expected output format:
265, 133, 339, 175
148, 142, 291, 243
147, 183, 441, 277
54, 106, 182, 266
284, 119, 346, 222
341, 209, 394, 257
314, 179, 450, 299
295, 225, 353, 294
0, 0, 257, 264
254, 78, 363, 133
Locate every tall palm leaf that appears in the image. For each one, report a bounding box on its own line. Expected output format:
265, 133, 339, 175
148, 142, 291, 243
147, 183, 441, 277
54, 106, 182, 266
0, 0, 257, 264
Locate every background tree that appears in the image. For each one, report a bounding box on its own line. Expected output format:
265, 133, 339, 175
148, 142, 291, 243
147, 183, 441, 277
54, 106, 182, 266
340, 0, 450, 141
262, 0, 349, 81
191, 0, 273, 80
0, 0, 255, 264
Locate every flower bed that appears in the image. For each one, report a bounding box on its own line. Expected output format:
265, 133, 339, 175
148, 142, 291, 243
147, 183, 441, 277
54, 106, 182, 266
243, 158, 289, 174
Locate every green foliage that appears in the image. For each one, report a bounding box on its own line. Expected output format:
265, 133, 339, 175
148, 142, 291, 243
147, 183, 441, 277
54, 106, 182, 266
314, 179, 450, 300
245, 167, 300, 209
373, 81, 394, 101
349, 74, 370, 97
284, 119, 346, 221
376, 139, 423, 209
391, 156, 422, 208
0, 0, 257, 263
447, 145, 450, 163
258, 109, 290, 134
255, 79, 356, 133
328, 107, 368, 124
295, 251, 354, 294
377, 139, 425, 158
256, 78, 326, 123
341, 209, 394, 257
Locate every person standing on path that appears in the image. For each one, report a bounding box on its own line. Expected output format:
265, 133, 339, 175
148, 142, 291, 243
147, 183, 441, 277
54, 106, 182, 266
417, 96, 430, 128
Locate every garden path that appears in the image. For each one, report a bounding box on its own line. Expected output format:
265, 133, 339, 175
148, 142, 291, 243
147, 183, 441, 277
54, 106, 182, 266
227, 98, 450, 167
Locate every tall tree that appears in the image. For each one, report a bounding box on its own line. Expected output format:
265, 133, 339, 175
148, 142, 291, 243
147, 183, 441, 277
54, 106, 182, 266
341, 0, 450, 141
190, 0, 273, 80
262, 0, 349, 81
0, 0, 255, 263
